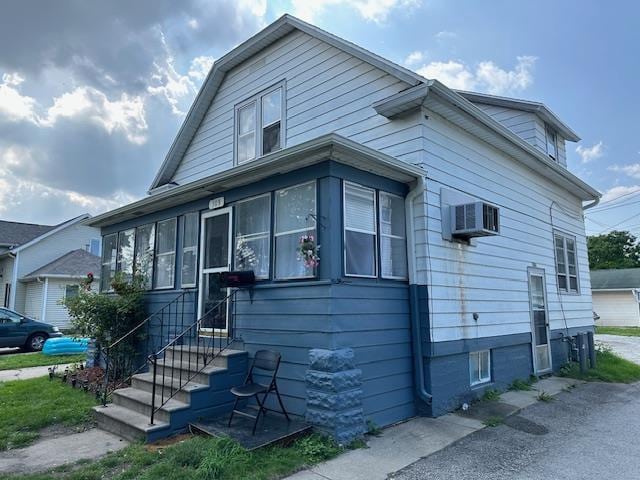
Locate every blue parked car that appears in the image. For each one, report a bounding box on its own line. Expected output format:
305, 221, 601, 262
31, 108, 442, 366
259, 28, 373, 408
0, 307, 63, 351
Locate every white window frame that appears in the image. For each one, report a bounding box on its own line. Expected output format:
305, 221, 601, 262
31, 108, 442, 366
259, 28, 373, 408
234, 193, 272, 280
545, 124, 558, 161
181, 213, 199, 288
343, 181, 378, 279
274, 180, 317, 280
153, 217, 178, 290
234, 82, 285, 165
379, 191, 408, 280
554, 231, 580, 294
469, 350, 491, 386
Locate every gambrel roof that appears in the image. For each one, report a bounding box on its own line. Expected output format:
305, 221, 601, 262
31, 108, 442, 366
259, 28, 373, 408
148, 14, 599, 204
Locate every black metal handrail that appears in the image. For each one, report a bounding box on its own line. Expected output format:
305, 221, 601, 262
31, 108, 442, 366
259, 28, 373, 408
100, 290, 194, 405
148, 288, 240, 425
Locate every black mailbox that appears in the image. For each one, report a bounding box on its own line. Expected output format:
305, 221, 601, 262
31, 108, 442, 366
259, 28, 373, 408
219, 270, 256, 288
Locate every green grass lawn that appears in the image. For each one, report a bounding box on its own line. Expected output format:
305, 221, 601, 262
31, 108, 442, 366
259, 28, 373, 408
0, 376, 98, 451
0, 433, 346, 480
0, 352, 86, 371
595, 326, 640, 337
560, 348, 640, 383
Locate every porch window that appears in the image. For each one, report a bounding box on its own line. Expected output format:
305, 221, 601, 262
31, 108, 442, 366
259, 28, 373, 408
235, 84, 283, 164
470, 350, 491, 386
379, 192, 407, 279
181, 213, 199, 287
116, 229, 135, 282
344, 182, 377, 277
100, 233, 117, 292
235, 194, 271, 279
134, 223, 155, 289
274, 181, 316, 279
154, 218, 177, 289
554, 232, 579, 293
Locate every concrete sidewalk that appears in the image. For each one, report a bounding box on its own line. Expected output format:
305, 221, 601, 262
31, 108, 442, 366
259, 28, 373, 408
0, 363, 75, 382
288, 377, 580, 480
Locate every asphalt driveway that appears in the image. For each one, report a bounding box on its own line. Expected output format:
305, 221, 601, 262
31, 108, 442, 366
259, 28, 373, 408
392, 381, 640, 480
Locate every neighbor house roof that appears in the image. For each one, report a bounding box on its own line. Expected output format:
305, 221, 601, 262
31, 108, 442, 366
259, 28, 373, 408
590, 268, 640, 290
21, 249, 100, 281
0, 220, 55, 248
85, 134, 426, 228
455, 90, 581, 142
146, 14, 598, 207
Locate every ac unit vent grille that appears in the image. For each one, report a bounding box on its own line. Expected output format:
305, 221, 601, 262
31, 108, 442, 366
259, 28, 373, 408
451, 202, 500, 238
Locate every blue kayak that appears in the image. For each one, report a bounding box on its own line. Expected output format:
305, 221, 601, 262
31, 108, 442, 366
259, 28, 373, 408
42, 337, 90, 356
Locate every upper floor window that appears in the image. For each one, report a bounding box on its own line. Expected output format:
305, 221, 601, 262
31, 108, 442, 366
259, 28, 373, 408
554, 232, 579, 294
236, 85, 283, 164
545, 124, 558, 160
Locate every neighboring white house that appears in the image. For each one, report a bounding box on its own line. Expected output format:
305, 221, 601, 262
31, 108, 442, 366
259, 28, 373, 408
591, 268, 640, 327
0, 214, 101, 328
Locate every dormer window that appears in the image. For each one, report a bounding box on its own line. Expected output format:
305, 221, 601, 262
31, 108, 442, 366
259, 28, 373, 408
235, 84, 284, 164
545, 124, 558, 161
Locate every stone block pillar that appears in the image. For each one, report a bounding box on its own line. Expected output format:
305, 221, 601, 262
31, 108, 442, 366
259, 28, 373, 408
305, 348, 366, 444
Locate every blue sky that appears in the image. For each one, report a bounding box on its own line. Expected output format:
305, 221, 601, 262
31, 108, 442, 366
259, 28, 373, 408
0, 1, 637, 237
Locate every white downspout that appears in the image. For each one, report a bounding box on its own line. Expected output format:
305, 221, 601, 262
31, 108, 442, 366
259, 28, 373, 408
405, 175, 432, 404
40, 277, 49, 322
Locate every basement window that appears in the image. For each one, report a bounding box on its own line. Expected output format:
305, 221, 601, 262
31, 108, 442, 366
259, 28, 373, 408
235, 83, 284, 164
470, 350, 491, 386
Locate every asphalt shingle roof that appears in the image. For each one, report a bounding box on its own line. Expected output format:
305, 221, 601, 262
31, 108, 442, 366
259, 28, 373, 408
0, 220, 55, 247
23, 249, 101, 279
590, 268, 640, 290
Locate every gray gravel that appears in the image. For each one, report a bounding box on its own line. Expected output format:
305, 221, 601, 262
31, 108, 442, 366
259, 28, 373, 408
595, 334, 640, 365
392, 381, 640, 480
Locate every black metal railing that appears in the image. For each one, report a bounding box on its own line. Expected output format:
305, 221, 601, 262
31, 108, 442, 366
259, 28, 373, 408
148, 289, 240, 425
99, 290, 194, 405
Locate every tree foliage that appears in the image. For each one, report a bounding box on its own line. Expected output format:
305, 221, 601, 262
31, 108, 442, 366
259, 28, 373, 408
587, 230, 640, 270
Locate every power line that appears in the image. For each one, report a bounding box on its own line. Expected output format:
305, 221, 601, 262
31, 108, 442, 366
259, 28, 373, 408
587, 197, 640, 214
593, 188, 640, 208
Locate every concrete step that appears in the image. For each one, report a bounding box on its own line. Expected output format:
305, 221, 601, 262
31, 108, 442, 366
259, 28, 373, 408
154, 359, 229, 385
164, 346, 247, 368
132, 372, 209, 403
93, 404, 170, 442
112, 387, 190, 423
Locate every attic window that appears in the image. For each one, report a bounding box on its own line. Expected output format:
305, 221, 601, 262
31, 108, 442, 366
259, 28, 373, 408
235, 84, 284, 164
545, 124, 558, 161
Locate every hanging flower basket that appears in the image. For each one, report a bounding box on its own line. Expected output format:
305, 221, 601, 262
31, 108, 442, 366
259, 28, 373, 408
297, 234, 320, 269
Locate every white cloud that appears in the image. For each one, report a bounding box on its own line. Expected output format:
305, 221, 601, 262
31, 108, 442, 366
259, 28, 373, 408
609, 162, 640, 179
404, 51, 426, 68
599, 185, 640, 204
576, 141, 604, 163
237, 0, 268, 18
0, 72, 38, 123
188, 56, 215, 81
415, 55, 537, 95
435, 31, 457, 41
292, 0, 420, 24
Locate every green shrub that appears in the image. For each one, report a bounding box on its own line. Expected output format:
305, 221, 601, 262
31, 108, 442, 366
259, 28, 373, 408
295, 434, 343, 463
509, 379, 533, 391
482, 389, 501, 401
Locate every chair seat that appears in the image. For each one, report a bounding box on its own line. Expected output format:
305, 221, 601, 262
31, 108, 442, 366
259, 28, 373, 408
231, 383, 268, 397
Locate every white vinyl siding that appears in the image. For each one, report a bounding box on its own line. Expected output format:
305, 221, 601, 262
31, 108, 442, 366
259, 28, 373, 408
344, 182, 377, 278
234, 194, 271, 279
24, 282, 43, 320
469, 350, 491, 385
154, 218, 177, 289
592, 291, 640, 327
274, 181, 316, 279
181, 213, 199, 287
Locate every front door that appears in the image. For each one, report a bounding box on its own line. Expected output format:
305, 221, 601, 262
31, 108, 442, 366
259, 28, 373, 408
528, 268, 552, 374
198, 208, 232, 334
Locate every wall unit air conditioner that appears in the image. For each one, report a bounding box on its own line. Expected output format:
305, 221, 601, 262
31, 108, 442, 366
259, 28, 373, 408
451, 202, 500, 239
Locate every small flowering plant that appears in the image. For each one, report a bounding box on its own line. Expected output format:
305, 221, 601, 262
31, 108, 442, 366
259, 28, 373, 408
297, 234, 320, 269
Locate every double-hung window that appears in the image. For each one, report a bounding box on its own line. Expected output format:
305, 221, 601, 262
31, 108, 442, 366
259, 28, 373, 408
274, 181, 316, 279
134, 223, 155, 290
344, 182, 377, 277
116, 229, 135, 283
154, 218, 177, 289
65, 285, 80, 299
546, 124, 558, 160
235, 85, 283, 164
554, 233, 579, 293
181, 213, 199, 287
379, 192, 407, 279
235, 194, 271, 279
101, 233, 118, 292
470, 350, 491, 386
